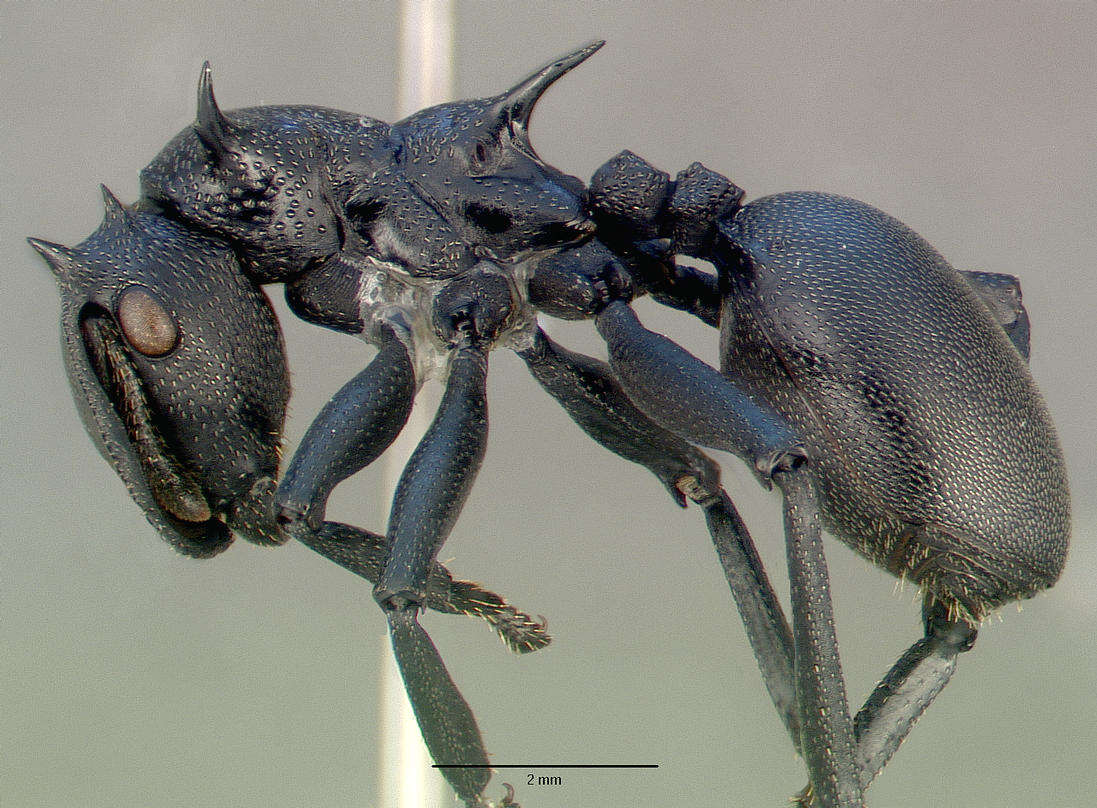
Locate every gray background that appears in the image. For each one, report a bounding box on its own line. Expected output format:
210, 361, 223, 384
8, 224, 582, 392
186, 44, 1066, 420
3, 2, 1095, 806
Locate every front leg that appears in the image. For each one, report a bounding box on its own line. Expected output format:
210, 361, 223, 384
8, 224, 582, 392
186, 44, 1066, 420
298, 520, 551, 655
244, 460, 527, 808
234, 469, 551, 654
376, 265, 515, 604
276, 322, 415, 527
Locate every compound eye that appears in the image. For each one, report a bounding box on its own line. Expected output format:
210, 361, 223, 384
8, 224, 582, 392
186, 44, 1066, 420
117, 288, 178, 356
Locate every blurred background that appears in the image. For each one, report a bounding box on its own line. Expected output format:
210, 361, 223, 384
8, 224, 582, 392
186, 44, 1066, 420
3, 2, 1094, 806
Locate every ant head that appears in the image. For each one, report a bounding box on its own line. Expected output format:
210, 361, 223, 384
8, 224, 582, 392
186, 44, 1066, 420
31, 191, 288, 556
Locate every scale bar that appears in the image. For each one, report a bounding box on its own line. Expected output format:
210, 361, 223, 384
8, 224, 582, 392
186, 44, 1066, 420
433, 764, 658, 769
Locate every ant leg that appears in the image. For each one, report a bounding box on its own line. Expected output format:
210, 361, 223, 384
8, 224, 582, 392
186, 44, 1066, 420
695, 487, 800, 746
794, 595, 976, 805
594, 300, 801, 483
369, 267, 516, 806
959, 270, 1030, 359
518, 327, 799, 740
373, 342, 492, 806
234, 477, 551, 653
594, 300, 862, 808
590, 154, 984, 800
518, 327, 717, 504
275, 323, 414, 527
851, 594, 976, 788
300, 521, 551, 654
682, 475, 974, 794
376, 342, 489, 604
777, 469, 862, 808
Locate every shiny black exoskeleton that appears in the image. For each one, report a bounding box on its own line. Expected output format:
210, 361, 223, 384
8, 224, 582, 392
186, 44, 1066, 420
586, 158, 1068, 805
28, 187, 553, 641
32, 43, 1068, 808
31, 193, 288, 557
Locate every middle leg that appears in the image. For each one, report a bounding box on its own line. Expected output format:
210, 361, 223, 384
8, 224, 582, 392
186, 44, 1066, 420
373, 267, 516, 807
